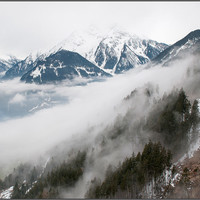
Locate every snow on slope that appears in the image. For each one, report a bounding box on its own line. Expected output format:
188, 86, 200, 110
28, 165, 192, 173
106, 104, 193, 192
4, 26, 168, 80
0, 55, 21, 74
46, 26, 168, 74
47, 26, 104, 64
152, 29, 200, 67
176, 99, 200, 164
92, 28, 168, 74
0, 186, 13, 199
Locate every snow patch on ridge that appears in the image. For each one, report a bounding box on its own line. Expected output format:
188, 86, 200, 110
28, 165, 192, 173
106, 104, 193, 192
0, 186, 14, 199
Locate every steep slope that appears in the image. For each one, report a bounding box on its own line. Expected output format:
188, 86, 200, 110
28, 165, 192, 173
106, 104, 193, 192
3, 54, 41, 79
152, 29, 200, 66
166, 147, 200, 198
48, 27, 103, 64
0, 85, 200, 198
3, 28, 168, 80
115, 44, 148, 74
0, 61, 9, 73
21, 50, 111, 84
93, 30, 168, 73
0, 56, 20, 73
3, 29, 102, 80
43, 28, 168, 75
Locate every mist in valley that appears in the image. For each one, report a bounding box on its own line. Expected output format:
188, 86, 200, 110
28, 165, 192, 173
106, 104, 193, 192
1, 53, 200, 197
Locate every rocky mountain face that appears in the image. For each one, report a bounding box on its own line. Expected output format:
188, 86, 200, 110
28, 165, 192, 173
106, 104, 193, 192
2, 29, 200, 84
152, 29, 200, 66
3, 55, 37, 79
3, 28, 103, 80
20, 50, 111, 84
0, 56, 20, 73
1, 29, 200, 199
0, 61, 9, 73
1, 86, 200, 199
93, 30, 168, 74
2, 28, 168, 82
47, 27, 168, 74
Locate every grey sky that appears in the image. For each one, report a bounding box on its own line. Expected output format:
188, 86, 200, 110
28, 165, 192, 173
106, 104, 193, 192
0, 1, 199, 59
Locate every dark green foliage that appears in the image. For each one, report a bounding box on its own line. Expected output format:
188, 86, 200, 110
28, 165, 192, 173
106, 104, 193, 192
24, 179, 45, 199
8, 151, 86, 199
108, 115, 128, 140
24, 151, 86, 199
3, 164, 41, 189
41, 157, 57, 178
141, 141, 171, 179
172, 165, 177, 176
11, 182, 29, 199
46, 161, 83, 187
11, 182, 20, 199
2, 164, 42, 199
190, 99, 199, 131
86, 141, 172, 198
29, 167, 38, 184
179, 167, 191, 198
174, 89, 191, 116
0, 178, 5, 190
146, 89, 199, 155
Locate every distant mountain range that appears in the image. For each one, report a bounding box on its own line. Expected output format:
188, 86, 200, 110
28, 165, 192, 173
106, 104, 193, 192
20, 50, 111, 84
0, 56, 20, 74
152, 29, 200, 66
1, 28, 200, 84
1, 28, 200, 200
0, 28, 168, 83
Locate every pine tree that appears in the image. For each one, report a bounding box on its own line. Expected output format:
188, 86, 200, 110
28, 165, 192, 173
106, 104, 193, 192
180, 167, 190, 198
30, 166, 38, 184
85, 141, 172, 198
174, 89, 191, 119
11, 182, 20, 199
190, 99, 199, 131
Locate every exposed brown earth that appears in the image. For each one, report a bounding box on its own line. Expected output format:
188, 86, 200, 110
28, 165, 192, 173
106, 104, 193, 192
168, 147, 200, 198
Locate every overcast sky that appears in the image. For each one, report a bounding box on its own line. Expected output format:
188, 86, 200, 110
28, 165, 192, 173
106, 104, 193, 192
0, 2, 199, 60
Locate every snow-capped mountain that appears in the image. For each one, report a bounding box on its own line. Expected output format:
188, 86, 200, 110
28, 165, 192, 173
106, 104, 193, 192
93, 29, 168, 74
114, 44, 148, 74
5, 28, 200, 84
3, 27, 103, 80
48, 27, 168, 74
0, 56, 20, 73
3, 53, 44, 79
152, 29, 200, 66
3, 27, 168, 81
48, 27, 104, 63
0, 60, 9, 73
20, 50, 111, 84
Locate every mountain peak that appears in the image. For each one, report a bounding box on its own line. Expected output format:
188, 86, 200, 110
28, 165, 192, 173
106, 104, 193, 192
173, 29, 200, 47
152, 29, 200, 66
185, 29, 200, 40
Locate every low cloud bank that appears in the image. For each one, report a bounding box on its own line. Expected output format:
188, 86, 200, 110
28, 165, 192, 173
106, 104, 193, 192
0, 54, 198, 182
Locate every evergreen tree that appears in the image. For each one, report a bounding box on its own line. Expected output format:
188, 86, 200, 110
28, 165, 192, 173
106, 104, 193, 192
30, 166, 38, 184
11, 182, 20, 199
0, 178, 5, 190
190, 99, 199, 131
174, 89, 191, 119
180, 167, 190, 198
86, 141, 172, 199
25, 151, 86, 198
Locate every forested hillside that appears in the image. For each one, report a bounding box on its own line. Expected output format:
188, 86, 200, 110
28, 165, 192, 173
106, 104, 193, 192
0, 87, 199, 199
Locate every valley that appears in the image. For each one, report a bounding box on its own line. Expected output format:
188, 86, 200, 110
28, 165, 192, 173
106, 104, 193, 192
0, 27, 200, 199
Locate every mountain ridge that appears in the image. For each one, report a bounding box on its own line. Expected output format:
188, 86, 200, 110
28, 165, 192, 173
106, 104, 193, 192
152, 29, 200, 66
20, 49, 111, 84
3, 28, 168, 82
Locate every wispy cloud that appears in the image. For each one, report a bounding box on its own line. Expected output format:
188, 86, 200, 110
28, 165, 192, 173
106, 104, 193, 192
0, 54, 198, 186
